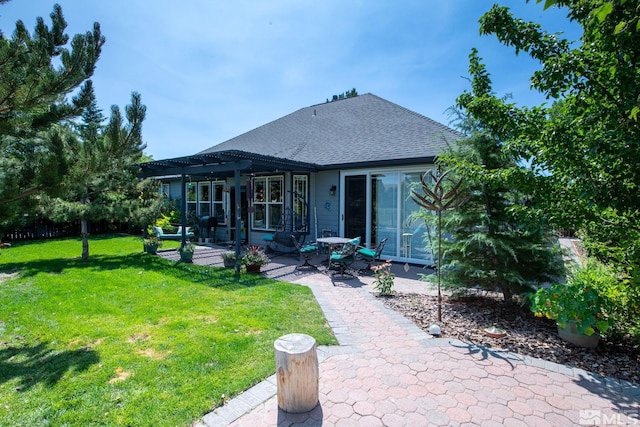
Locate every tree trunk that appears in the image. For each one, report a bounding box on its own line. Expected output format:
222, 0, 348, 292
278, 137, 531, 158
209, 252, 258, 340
274, 333, 319, 413
81, 218, 89, 260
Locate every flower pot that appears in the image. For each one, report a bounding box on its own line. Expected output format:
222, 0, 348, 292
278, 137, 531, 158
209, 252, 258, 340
179, 250, 194, 263
223, 258, 235, 268
483, 326, 507, 339
144, 244, 158, 255
557, 321, 600, 349
245, 264, 262, 273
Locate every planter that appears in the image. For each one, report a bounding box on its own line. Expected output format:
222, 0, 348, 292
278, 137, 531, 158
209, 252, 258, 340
483, 326, 507, 339
179, 251, 194, 263
557, 321, 600, 349
223, 258, 236, 268
144, 244, 158, 255
245, 264, 262, 273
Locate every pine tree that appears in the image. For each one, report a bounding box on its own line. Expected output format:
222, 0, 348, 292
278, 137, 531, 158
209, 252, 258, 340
0, 4, 104, 234
42, 92, 155, 259
440, 50, 564, 301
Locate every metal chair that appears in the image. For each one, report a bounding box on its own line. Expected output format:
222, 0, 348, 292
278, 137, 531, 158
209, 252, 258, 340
357, 238, 388, 272
291, 234, 318, 269
330, 237, 360, 280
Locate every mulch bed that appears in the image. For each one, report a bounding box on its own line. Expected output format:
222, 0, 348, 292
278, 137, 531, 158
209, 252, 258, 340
382, 293, 640, 385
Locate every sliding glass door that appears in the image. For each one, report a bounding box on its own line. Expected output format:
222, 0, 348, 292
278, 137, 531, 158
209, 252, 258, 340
343, 168, 434, 265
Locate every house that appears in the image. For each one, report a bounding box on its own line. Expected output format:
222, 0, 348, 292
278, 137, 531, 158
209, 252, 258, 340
137, 93, 463, 265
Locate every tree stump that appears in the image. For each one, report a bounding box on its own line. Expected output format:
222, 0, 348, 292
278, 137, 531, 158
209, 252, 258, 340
274, 333, 319, 413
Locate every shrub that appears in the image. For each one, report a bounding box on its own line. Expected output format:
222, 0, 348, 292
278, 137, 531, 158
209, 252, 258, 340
528, 260, 624, 336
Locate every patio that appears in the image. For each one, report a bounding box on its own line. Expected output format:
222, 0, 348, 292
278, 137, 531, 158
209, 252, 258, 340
158, 244, 640, 426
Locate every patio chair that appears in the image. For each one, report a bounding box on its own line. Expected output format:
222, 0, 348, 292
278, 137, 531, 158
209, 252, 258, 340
291, 234, 318, 270
330, 236, 360, 280
357, 238, 388, 272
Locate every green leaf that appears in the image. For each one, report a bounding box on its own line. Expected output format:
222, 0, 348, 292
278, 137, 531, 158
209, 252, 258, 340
593, 3, 614, 22
537, 0, 558, 10
614, 21, 626, 34
596, 320, 609, 333
630, 106, 639, 121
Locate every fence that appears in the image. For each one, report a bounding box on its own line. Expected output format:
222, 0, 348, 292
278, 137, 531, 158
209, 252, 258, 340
3, 219, 130, 242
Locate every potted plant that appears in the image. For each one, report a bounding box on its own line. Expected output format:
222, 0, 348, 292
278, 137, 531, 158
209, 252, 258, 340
240, 245, 270, 273
178, 241, 195, 263
222, 252, 236, 268
143, 236, 163, 255
528, 260, 619, 348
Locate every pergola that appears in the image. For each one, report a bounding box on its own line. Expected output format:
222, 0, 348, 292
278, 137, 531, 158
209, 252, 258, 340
137, 149, 318, 272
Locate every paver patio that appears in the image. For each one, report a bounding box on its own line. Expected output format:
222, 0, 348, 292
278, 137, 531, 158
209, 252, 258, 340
163, 245, 640, 426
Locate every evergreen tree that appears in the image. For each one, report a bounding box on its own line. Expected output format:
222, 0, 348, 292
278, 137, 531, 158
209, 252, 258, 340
42, 92, 155, 259
0, 4, 104, 234
440, 50, 564, 301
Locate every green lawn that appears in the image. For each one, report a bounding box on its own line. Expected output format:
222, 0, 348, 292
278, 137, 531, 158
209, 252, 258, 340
0, 235, 337, 426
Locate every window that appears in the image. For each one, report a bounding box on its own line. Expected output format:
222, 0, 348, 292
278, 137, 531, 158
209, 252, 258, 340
293, 175, 308, 231
186, 182, 197, 213
198, 182, 211, 216
252, 176, 283, 230
160, 183, 170, 199
212, 181, 225, 223
184, 181, 227, 221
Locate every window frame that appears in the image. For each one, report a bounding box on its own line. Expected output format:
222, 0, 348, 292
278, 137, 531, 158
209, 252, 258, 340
252, 176, 284, 231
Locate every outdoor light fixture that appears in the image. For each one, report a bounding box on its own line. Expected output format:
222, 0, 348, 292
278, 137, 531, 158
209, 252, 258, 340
329, 185, 337, 196
429, 324, 441, 337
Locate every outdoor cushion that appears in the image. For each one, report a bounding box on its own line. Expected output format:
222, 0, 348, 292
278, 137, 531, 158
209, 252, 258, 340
331, 237, 360, 260
153, 226, 194, 239
357, 247, 376, 257
300, 244, 317, 254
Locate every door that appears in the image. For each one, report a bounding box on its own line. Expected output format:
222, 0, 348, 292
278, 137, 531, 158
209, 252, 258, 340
344, 175, 366, 243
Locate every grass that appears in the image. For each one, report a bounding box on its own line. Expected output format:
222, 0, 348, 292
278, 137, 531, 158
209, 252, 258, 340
0, 235, 337, 426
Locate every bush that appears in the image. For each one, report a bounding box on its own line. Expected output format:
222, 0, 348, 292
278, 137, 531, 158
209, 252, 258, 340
528, 260, 626, 337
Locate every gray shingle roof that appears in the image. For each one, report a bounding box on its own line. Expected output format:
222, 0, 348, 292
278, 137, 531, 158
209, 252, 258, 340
199, 93, 463, 168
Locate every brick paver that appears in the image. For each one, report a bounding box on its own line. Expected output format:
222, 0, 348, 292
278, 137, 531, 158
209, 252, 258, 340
177, 246, 640, 427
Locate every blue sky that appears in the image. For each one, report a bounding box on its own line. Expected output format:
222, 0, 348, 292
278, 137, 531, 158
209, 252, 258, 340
2, 1, 581, 160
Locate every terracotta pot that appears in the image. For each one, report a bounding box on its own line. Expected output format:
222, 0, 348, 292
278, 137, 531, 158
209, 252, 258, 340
557, 321, 600, 349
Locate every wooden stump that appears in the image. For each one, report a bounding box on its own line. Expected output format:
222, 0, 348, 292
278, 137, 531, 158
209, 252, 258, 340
274, 333, 319, 413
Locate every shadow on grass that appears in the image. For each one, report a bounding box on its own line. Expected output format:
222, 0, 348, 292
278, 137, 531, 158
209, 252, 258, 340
0, 341, 99, 391
0, 252, 271, 291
